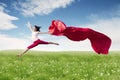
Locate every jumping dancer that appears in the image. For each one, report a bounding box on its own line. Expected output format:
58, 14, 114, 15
17, 22, 59, 57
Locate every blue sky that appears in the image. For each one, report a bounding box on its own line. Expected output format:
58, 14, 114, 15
0, 0, 120, 51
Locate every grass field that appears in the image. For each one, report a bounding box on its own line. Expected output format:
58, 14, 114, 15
0, 50, 120, 80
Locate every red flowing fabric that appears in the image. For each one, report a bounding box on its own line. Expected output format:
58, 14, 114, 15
49, 20, 112, 54
49, 20, 66, 36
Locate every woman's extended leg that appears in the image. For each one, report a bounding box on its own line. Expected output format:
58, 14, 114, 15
17, 41, 38, 57
17, 48, 29, 57
48, 42, 59, 45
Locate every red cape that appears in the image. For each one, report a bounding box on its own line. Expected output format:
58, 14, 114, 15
49, 20, 112, 54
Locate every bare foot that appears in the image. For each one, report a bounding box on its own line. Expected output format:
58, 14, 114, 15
17, 54, 22, 57
98, 52, 101, 55
55, 43, 59, 45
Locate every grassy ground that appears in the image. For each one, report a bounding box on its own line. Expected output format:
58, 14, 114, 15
0, 50, 120, 80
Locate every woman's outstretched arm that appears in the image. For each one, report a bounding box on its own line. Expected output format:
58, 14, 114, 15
38, 30, 51, 34
26, 21, 33, 32
38, 31, 50, 34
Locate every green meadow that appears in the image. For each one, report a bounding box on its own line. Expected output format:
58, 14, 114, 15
0, 50, 120, 80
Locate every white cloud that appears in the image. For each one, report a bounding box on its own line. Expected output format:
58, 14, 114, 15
13, 0, 74, 16
55, 37, 92, 51
0, 34, 30, 50
0, 5, 18, 30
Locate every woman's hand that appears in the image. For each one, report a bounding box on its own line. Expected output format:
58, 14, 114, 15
26, 21, 31, 27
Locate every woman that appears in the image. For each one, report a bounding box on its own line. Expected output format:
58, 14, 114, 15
17, 22, 59, 57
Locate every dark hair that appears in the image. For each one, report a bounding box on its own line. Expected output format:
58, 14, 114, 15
34, 25, 41, 31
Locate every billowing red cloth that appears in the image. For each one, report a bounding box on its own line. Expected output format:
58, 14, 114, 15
49, 20, 66, 36
49, 20, 112, 54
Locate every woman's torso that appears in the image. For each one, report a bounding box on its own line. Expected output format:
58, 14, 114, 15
32, 31, 39, 41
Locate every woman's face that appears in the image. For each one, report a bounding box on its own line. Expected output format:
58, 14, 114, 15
33, 27, 37, 31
